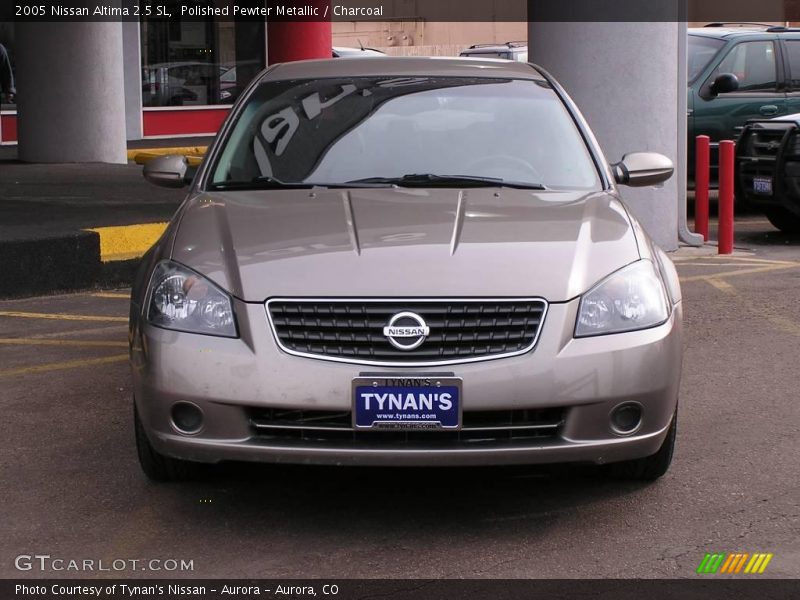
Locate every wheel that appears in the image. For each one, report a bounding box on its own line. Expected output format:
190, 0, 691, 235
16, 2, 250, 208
134, 403, 203, 482
764, 207, 800, 233
607, 411, 677, 481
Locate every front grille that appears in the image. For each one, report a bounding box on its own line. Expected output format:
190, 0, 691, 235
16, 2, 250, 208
267, 298, 547, 366
737, 123, 800, 204
248, 407, 565, 444
785, 132, 800, 158
742, 128, 787, 160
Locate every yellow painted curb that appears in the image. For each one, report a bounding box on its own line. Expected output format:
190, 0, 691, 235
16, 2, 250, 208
132, 151, 204, 167
126, 146, 207, 161
86, 222, 169, 262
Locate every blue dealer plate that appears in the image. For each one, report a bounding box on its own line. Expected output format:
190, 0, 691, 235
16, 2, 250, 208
352, 376, 462, 430
753, 177, 772, 195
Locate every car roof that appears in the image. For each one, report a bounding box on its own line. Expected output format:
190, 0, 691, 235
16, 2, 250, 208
688, 25, 800, 39
262, 56, 545, 82
333, 46, 386, 56
462, 45, 527, 52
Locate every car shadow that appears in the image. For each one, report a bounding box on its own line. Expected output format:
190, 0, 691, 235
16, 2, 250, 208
147, 461, 655, 539
737, 229, 800, 246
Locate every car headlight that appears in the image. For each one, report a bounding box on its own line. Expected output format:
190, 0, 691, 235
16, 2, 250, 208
147, 261, 237, 337
575, 260, 669, 337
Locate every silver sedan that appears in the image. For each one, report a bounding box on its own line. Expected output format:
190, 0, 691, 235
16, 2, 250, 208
131, 57, 681, 481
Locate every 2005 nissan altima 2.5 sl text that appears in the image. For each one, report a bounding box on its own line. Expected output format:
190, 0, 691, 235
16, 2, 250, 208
130, 57, 682, 482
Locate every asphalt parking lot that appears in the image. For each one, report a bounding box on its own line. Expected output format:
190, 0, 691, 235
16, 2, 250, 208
1, 215, 799, 579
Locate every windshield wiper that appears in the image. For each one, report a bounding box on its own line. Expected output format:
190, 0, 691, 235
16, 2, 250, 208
209, 176, 321, 190
346, 174, 546, 190
209, 176, 393, 191
210, 174, 546, 191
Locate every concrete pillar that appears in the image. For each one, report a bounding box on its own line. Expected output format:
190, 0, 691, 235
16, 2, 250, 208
122, 20, 143, 141
267, 1, 332, 64
15, 21, 127, 163
529, 21, 688, 250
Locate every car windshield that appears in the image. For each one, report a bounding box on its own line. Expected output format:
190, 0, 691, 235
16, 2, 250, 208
209, 76, 601, 191
688, 35, 725, 83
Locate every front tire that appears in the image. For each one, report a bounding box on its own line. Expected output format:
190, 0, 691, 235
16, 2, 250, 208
765, 207, 800, 233
134, 404, 203, 481
607, 411, 677, 481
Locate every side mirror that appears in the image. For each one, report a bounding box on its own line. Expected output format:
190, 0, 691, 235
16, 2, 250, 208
143, 155, 189, 188
611, 152, 674, 187
709, 72, 739, 97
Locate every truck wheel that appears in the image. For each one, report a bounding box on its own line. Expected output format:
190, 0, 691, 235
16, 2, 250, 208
765, 207, 800, 234
134, 403, 203, 482
607, 411, 676, 481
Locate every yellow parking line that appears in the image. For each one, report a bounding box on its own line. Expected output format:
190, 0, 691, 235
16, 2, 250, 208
26, 325, 127, 340
0, 354, 128, 378
680, 263, 800, 282
708, 256, 799, 266
0, 311, 127, 322
674, 256, 796, 266
91, 292, 130, 299
763, 314, 800, 337
706, 278, 735, 293
679, 262, 753, 267
0, 338, 127, 348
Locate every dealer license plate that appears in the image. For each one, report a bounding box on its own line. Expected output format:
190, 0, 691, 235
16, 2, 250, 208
352, 376, 462, 430
753, 177, 772, 195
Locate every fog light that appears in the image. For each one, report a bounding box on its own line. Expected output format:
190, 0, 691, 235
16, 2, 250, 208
610, 402, 642, 435
171, 402, 204, 434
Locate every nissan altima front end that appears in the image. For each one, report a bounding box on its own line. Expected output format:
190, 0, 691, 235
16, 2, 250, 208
130, 57, 682, 481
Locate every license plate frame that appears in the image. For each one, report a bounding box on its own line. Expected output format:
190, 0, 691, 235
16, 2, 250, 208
753, 176, 773, 195
352, 375, 462, 431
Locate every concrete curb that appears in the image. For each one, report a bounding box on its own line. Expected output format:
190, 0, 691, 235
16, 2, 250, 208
0, 222, 166, 299
87, 222, 167, 262
671, 243, 755, 259
1, 231, 102, 298
127, 146, 207, 166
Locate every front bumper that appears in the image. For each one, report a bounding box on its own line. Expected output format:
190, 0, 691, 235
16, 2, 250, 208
736, 120, 800, 216
130, 298, 682, 467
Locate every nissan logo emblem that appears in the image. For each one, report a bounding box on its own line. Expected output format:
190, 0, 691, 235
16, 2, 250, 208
383, 312, 430, 351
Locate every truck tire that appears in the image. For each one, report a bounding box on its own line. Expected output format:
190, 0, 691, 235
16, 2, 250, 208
765, 207, 800, 234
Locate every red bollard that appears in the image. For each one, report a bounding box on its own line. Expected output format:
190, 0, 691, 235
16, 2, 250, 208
718, 140, 735, 255
695, 135, 710, 241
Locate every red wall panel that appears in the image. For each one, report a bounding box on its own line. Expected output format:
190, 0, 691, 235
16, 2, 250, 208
1, 113, 18, 143
142, 108, 230, 137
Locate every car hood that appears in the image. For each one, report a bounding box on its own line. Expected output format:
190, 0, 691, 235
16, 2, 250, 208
770, 112, 800, 124
170, 188, 639, 302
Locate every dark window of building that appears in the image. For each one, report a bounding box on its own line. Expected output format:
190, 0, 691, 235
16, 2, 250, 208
140, 6, 265, 107
0, 22, 15, 109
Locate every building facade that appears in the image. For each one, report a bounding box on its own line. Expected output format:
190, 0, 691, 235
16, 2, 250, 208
1, 13, 332, 147
0, 16, 526, 146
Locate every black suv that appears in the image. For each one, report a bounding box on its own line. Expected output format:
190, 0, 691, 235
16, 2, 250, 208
688, 23, 800, 181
